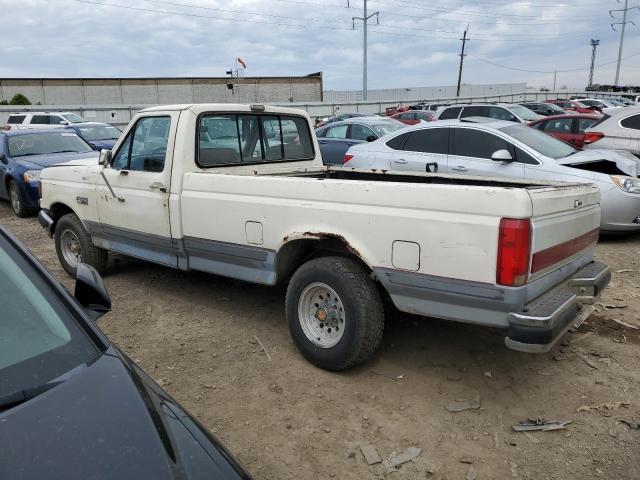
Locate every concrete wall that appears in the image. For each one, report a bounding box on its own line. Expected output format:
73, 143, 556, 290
324, 83, 527, 102
0, 75, 323, 105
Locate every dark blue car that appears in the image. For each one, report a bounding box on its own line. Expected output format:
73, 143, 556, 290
0, 129, 98, 217
65, 122, 122, 150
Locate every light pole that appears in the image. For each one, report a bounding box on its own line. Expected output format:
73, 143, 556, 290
352, 0, 379, 101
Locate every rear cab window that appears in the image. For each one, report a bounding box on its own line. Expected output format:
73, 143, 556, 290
197, 113, 314, 167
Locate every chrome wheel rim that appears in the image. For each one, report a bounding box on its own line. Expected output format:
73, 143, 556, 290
9, 184, 20, 213
60, 229, 82, 269
298, 282, 346, 348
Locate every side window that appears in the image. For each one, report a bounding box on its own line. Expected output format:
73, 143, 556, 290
514, 146, 539, 165
30, 115, 51, 125
316, 128, 326, 138
451, 128, 512, 159
577, 118, 598, 132
6, 115, 26, 124
402, 128, 449, 154
489, 107, 517, 122
350, 124, 375, 141
438, 107, 462, 120
461, 106, 490, 119
620, 114, 640, 130
543, 118, 572, 133
325, 125, 348, 139
386, 133, 410, 150
111, 116, 171, 171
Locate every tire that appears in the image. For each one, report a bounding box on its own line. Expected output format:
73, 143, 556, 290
54, 213, 108, 276
285, 256, 384, 371
8, 180, 34, 218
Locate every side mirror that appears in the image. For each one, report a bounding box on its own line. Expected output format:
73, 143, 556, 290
99, 149, 112, 166
0, 152, 5, 164
366, 135, 377, 142
491, 149, 513, 162
59, 120, 69, 125
74, 263, 111, 320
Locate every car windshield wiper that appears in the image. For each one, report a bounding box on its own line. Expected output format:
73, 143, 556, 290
0, 380, 63, 412
47, 150, 81, 154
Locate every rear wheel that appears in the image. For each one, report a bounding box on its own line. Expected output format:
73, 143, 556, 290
286, 256, 384, 371
8, 180, 34, 218
54, 213, 108, 276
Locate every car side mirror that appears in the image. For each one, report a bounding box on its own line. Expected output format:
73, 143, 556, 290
491, 149, 513, 162
366, 135, 377, 142
59, 120, 69, 125
0, 153, 5, 164
99, 149, 112, 166
74, 263, 111, 320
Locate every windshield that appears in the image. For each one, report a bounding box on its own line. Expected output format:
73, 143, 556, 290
75, 125, 121, 141
62, 113, 86, 123
500, 124, 577, 159
8, 132, 93, 157
0, 235, 100, 401
508, 105, 541, 121
371, 122, 405, 136
547, 103, 566, 113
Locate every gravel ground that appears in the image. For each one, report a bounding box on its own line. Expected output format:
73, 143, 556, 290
2, 201, 639, 480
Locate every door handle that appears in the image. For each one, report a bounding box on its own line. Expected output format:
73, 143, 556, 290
149, 182, 167, 193
451, 166, 467, 171
318, 140, 328, 144
394, 159, 408, 164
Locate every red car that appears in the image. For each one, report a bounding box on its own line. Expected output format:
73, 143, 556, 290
544, 99, 598, 114
528, 113, 602, 148
390, 110, 433, 125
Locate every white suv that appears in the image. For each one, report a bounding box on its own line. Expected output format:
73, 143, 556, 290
5, 112, 86, 130
435, 103, 542, 123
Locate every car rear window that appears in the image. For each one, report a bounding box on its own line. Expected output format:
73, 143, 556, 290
438, 107, 462, 120
6, 115, 26, 124
197, 113, 314, 167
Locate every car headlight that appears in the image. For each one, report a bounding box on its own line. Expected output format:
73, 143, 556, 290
23, 169, 41, 183
611, 175, 640, 194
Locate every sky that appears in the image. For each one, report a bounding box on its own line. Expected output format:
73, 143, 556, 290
1, 0, 639, 91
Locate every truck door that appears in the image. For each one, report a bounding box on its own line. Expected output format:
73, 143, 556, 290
96, 113, 178, 267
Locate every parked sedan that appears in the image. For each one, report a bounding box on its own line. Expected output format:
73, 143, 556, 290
344, 119, 640, 231
391, 110, 433, 125
520, 102, 567, 117
545, 99, 598, 114
66, 122, 122, 150
529, 113, 602, 148
0, 225, 253, 480
584, 107, 640, 157
0, 129, 98, 217
315, 116, 406, 165
315, 112, 370, 128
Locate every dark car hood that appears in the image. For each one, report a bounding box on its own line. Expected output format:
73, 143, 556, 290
89, 139, 117, 150
0, 352, 251, 480
14, 151, 99, 168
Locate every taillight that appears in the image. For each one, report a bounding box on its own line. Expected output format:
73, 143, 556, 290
496, 218, 532, 287
343, 154, 354, 164
3, 124, 10, 130
583, 131, 604, 144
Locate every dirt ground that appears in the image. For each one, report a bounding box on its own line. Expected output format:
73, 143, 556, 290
2, 201, 639, 479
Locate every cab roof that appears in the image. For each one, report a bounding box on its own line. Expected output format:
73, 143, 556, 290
140, 103, 310, 117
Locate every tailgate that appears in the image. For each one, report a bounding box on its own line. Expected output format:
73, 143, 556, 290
528, 184, 601, 279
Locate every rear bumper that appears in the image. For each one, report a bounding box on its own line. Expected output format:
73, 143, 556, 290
505, 261, 610, 353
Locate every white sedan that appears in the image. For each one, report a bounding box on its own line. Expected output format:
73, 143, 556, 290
344, 118, 640, 232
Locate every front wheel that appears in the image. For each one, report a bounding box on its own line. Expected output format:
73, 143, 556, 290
54, 213, 108, 276
285, 256, 385, 371
8, 180, 34, 218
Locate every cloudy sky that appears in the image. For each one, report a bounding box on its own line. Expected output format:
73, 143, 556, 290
1, 0, 639, 90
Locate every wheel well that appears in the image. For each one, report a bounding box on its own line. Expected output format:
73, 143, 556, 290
276, 235, 371, 283
49, 203, 75, 225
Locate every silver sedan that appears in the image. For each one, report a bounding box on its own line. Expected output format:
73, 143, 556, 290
344, 119, 640, 232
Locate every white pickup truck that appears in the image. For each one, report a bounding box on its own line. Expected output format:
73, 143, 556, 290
38, 104, 610, 371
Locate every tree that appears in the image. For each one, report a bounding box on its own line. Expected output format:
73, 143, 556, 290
0, 100, 8, 105
9, 93, 31, 105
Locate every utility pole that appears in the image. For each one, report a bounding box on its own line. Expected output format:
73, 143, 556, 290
352, 0, 379, 101
588, 39, 600, 87
610, 0, 638, 85
553, 70, 558, 91
456, 26, 469, 97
